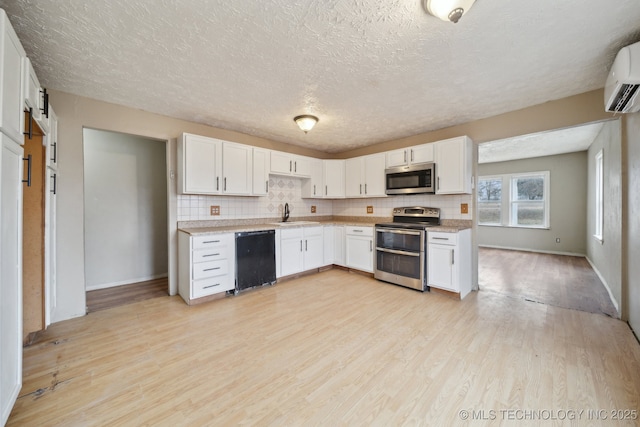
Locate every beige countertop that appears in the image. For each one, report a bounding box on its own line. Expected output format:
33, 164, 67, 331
178, 218, 471, 236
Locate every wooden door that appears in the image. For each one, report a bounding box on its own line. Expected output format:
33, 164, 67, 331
22, 113, 45, 343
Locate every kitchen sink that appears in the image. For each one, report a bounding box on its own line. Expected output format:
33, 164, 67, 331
268, 221, 320, 227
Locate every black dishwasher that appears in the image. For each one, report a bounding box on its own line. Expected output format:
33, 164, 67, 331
235, 230, 276, 292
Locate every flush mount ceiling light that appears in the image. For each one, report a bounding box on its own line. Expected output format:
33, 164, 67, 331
423, 0, 476, 23
293, 115, 319, 133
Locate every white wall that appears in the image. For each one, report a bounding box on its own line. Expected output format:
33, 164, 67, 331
477, 151, 588, 254
586, 120, 622, 313
83, 129, 168, 290
624, 113, 640, 335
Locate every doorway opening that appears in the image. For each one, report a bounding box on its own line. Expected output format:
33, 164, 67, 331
82, 129, 169, 312
476, 120, 621, 317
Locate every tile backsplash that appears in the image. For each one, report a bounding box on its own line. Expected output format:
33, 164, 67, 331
177, 178, 473, 222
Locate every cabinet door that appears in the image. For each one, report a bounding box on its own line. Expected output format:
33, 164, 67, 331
222, 142, 252, 195
363, 153, 386, 197
0, 12, 26, 144
302, 158, 323, 198
323, 226, 334, 266
292, 155, 311, 177
334, 226, 345, 266
323, 160, 345, 198
1, 135, 23, 427
346, 234, 373, 272
303, 231, 324, 270
345, 157, 363, 197
428, 244, 455, 291
252, 148, 269, 196
179, 133, 221, 194
46, 106, 58, 170
434, 136, 472, 194
270, 151, 292, 175
386, 149, 408, 168
23, 57, 42, 124
280, 236, 304, 276
410, 143, 434, 164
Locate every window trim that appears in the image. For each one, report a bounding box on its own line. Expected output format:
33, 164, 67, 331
478, 171, 550, 229
594, 149, 604, 242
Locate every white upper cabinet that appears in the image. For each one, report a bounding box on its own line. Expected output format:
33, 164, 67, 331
252, 147, 269, 196
322, 159, 345, 198
222, 142, 252, 195
23, 57, 46, 130
45, 105, 58, 170
345, 153, 386, 198
270, 151, 311, 178
434, 136, 473, 194
177, 133, 222, 195
301, 157, 323, 198
386, 143, 434, 168
0, 10, 26, 144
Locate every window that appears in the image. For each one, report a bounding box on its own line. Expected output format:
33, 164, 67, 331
594, 150, 603, 241
478, 171, 550, 228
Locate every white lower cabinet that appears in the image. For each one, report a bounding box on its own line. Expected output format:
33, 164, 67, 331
334, 226, 345, 267
427, 229, 471, 298
278, 226, 324, 277
323, 226, 334, 266
345, 226, 374, 273
178, 232, 236, 304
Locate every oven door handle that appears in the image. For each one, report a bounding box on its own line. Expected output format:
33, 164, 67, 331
375, 228, 422, 236
375, 247, 421, 257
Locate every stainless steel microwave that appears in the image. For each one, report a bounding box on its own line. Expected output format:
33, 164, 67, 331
385, 163, 436, 195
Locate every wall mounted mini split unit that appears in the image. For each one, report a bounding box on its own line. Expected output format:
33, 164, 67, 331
605, 40, 640, 113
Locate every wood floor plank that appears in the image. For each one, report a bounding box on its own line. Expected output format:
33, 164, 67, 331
8, 269, 640, 426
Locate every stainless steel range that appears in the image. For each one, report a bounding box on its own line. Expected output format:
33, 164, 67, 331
374, 207, 440, 291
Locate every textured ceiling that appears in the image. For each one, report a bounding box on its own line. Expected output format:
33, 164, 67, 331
479, 122, 604, 164
2, 0, 640, 153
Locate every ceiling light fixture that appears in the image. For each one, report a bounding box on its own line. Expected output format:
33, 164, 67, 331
293, 115, 319, 133
423, 0, 476, 23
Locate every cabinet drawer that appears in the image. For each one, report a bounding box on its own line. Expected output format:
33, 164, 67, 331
193, 259, 228, 280
281, 228, 303, 240
428, 231, 457, 245
193, 248, 227, 263
345, 226, 373, 237
192, 275, 234, 298
193, 235, 228, 250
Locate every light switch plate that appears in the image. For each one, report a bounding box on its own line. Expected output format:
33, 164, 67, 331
311, 205, 316, 213
367, 206, 374, 214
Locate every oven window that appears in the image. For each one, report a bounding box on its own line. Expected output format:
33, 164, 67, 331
376, 230, 422, 252
376, 251, 421, 279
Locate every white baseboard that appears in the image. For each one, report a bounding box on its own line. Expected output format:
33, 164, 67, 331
479, 244, 585, 257
585, 256, 620, 316
86, 273, 168, 291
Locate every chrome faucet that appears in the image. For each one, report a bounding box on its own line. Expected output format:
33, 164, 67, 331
283, 203, 290, 222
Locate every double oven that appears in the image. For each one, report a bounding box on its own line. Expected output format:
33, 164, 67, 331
374, 207, 440, 291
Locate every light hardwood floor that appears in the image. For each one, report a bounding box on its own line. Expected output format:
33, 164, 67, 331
86, 277, 169, 313
8, 269, 640, 426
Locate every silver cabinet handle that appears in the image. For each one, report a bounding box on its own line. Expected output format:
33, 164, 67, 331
300, 240, 303, 252
224, 177, 227, 191
305, 240, 308, 251
294, 161, 297, 173
432, 237, 449, 241
376, 247, 420, 257
203, 240, 220, 244
266, 181, 268, 193
289, 160, 292, 172
377, 228, 421, 236
203, 283, 220, 289
451, 249, 455, 265
203, 267, 221, 272
313, 184, 316, 195
352, 229, 363, 233
325, 185, 328, 195
411, 149, 414, 162
50, 173, 57, 195
370, 240, 373, 251
404, 150, 407, 163
359, 184, 362, 195
364, 183, 367, 194
216, 177, 219, 191
202, 253, 220, 257
437, 176, 440, 190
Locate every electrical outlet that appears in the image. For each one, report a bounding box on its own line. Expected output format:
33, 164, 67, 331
367, 206, 374, 214
311, 205, 316, 213
461, 203, 468, 214
210, 205, 220, 216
